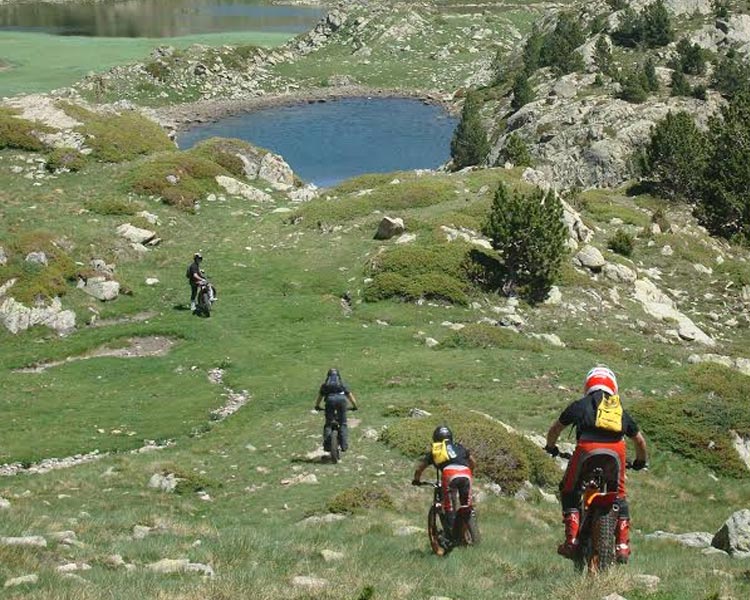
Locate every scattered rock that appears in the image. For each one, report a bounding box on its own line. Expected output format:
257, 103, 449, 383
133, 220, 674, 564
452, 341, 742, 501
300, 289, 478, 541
24, 251, 48, 266
292, 575, 328, 589
147, 558, 189, 574
632, 574, 660, 592
603, 262, 637, 284
80, 276, 120, 301
320, 549, 344, 562
281, 473, 318, 486
148, 472, 178, 493
0, 535, 47, 547
49, 530, 77, 545
145, 277, 159, 286
645, 530, 713, 548
395, 232, 417, 244
57, 562, 91, 573
103, 554, 126, 569
4, 574, 38, 588
425, 337, 439, 348
374, 216, 405, 240
575, 245, 606, 271
545, 286, 562, 305
732, 431, 750, 470
116, 223, 156, 245
530, 333, 565, 347
215, 175, 273, 203
258, 153, 295, 190
299, 513, 346, 526
0, 246, 6, 266
0, 497, 10, 509
137, 210, 160, 225
712, 509, 750, 555
132, 525, 153, 540
661, 244, 674, 256
409, 408, 432, 418
601, 594, 628, 600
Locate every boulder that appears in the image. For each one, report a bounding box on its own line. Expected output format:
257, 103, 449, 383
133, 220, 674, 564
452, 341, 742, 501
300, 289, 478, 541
0, 497, 10, 509
545, 286, 562, 305
712, 509, 750, 555
374, 216, 405, 240
732, 431, 750, 470
147, 558, 189, 574
645, 530, 713, 548
4, 574, 38, 588
603, 262, 637, 284
24, 251, 48, 266
0, 246, 7, 266
576, 245, 606, 270
215, 175, 273, 203
90, 258, 115, 276
137, 210, 160, 225
117, 223, 156, 245
0, 283, 76, 335
81, 277, 120, 301
258, 153, 295, 190
288, 184, 318, 203
148, 472, 178, 493
0, 536, 47, 547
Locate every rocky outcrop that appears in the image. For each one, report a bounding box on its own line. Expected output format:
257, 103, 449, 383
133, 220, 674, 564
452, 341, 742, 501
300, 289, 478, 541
441, 225, 493, 249
0, 279, 76, 335
216, 176, 274, 203
258, 153, 295, 190
712, 510, 750, 557
374, 216, 405, 240
117, 223, 156, 245
78, 276, 120, 301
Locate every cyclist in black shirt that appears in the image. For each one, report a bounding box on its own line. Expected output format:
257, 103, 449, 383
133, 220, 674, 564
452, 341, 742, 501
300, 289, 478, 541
314, 368, 358, 452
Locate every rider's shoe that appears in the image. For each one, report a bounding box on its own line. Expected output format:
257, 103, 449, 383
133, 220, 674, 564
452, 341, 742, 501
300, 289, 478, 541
190, 302, 196, 311
616, 517, 631, 564
557, 510, 580, 559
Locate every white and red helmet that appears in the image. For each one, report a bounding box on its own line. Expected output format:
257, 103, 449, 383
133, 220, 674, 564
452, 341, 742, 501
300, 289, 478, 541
584, 365, 618, 396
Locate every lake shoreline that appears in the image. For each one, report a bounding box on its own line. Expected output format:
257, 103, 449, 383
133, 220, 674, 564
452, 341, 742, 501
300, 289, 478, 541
152, 86, 458, 134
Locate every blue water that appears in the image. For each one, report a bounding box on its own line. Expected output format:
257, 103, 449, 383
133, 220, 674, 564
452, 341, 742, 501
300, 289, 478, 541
177, 98, 457, 187
0, 0, 323, 37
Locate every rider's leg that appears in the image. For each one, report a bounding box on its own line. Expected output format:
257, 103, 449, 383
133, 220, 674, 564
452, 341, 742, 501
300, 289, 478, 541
336, 397, 348, 451
558, 450, 583, 559
189, 283, 198, 311
615, 497, 631, 563
323, 400, 334, 451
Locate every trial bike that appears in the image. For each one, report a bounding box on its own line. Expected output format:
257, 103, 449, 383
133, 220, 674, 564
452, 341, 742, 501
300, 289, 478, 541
416, 476, 479, 556
196, 279, 216, 317
316, 407, 356, 464
560, 451, 634, 573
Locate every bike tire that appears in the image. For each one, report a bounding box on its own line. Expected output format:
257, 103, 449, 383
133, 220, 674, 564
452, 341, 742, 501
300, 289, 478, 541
460, 510, 480, 546
199, 290, 211, 317
427, 506, 446, 556
330, 429, 339, 464
590, 508, 617, 573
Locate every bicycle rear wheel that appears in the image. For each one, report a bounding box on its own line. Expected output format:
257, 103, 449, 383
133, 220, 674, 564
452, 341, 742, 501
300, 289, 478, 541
329, 429, 339, 464
459, 509, 480, 546
590, 508, 617, 573
427, 506, 447, 556
199, 289, 211, 317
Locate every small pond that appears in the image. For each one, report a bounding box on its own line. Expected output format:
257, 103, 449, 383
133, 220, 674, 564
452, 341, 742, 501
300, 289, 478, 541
0, 0, 324, 37
177, 97, 458, 188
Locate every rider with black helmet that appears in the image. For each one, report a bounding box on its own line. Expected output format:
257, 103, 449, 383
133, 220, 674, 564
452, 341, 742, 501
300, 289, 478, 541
313, 368, 358, 453
412, 425, 476, 546
186, 252, 205, 312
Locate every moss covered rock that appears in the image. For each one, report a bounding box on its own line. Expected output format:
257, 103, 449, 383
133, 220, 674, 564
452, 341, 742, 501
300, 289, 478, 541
0, 108, 49, 152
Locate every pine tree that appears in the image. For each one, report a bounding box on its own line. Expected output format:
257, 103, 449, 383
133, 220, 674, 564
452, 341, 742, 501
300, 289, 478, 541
593, 36, 612, 75
511, 72, 534, 112
670, 69, 691, 96
539, 12, 585, 74
450, 92, 490, 170
618, 68, 648, 103
644, 57, 659, 91
501, 133, 533, 167
483, 184, 567, 302
642, 0, 674, 47
523, 26, 544, 75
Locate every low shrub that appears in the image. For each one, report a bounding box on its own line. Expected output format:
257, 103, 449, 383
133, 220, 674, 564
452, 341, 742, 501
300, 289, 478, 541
0, 108, 49, 152
441, 323, 545, 352
127, 151, 226, 211
188, 137, 266, 178
607, 229, 635, 257
630, 363, 750, 477
84, 196, 143, 216
61, 103, 174, 162
327, 486, 395, 514
364, 272, 468, 305
46, 147, 87, 172
380, 408, 559, 494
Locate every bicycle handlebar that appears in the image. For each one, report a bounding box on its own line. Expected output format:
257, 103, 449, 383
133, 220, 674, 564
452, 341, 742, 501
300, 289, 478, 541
557, 450, 637, 470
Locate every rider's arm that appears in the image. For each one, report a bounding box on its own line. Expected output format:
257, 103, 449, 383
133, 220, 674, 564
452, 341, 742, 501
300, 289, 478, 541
468, 454, 477, 471
313, 393, 323, 411
345, 392, 358, 410
632, 431, 648, 462
546, 419, 565, 448
413, 457, 429, 484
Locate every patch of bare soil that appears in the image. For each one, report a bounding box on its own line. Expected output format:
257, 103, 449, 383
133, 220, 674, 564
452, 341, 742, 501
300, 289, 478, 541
14, 336, 176, 373
88, 310, 158, 328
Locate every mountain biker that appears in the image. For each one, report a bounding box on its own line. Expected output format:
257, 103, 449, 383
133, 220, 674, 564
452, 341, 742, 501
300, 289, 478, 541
412, 426, 476, 548
314, 368, 358, 453
544, 365, 648, 564
186, 252, 206, 312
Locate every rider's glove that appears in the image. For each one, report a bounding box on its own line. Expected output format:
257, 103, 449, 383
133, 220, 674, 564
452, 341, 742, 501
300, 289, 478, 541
544, 444, 560, 457
314, 406, 323, 412
632, 459, 648, 471
350, 406, 358, 411
411, 479, 421, 486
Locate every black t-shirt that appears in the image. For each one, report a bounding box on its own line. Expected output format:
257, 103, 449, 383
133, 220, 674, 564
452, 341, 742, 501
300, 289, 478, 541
187, 262, 201, 285
320, 381, 349, 398
559, 391, 639, 442
423, 441, 472, 469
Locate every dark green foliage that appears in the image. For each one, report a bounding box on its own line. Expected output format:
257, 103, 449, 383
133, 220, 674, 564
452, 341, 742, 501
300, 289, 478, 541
500, 133, 533, 166
607, 229, 635, 256
640, 111, 708, 200
674, 38, 707, 75
712, 50, 750, 98
670, 69, 691, 96
0, 108, 49, 152
46, 147, 86, 172
450, 92, 489, 169
483, 184, 567, 303
593, 36, 612, 75
62, 104, 174, 162
617, 68, 648, 103
327, 486, 394, 514
189, 137, 266, 178
127, 151, 227, 211
144, 60, 170, 81
511, 72, 535, 112
539, 13, 585, 74
651, 207, 670, 232
699, 91, 750, 241
380, 408, 560, 494
84, 197, 143, 216
713, 0, 730, 18
612, 1, 674, 48
589, 14, 608, 35
441, 323, 545, 352
607, 0, 628, 9
692, 84, 707, 100
630, 363, 750, 477
644, 57, 659, 92
522, 26, 544, 74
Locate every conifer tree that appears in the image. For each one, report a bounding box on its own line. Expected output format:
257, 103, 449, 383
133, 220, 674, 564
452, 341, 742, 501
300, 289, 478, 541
450, 92, 490, 169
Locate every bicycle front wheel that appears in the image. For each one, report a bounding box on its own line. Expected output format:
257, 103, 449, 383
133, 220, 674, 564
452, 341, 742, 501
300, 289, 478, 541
427, 506, 446, 556
329, 429, 339, 464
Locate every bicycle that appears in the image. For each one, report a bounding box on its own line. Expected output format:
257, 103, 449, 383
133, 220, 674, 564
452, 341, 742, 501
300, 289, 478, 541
196, 279, 216, 317
316, 406, 356, 464
559, 451, 635, 574
416, 476, 479, 556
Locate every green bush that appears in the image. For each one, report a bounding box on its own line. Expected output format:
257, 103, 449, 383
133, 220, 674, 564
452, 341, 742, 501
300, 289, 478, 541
612, 0, 674, 48
441, 323, 545, 352
84, 197, 143, 215
617, 68, 649, 104
188, 137, 266, 178
607, 229, 635, 257
61, 104, 174, 162
500, 133, 533, 167
0, 108, 49, 152
593, 36, 612, 75
670, 69, 691, 97
483, 183, 568, 303
522, 26, 544, 74
46, 147, 87, 172
673, 38, 707, 76
630, 363, 750, 477
712, 50, 750, 98
127, 151, 226, 211
511, 72, 534, 112
644, 57, 659, 92
327, 486, 394, 514
539, 12, 585, 75
451, 91, 490, 169
380, 409, 560, 494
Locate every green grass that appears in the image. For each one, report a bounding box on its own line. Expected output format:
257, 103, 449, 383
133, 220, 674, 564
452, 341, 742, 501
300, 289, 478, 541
0, 30, 291, 96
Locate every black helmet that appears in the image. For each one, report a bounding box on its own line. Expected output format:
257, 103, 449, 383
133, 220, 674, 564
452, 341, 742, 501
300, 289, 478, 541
432, 425, 453, 443
194, 252, 203, 260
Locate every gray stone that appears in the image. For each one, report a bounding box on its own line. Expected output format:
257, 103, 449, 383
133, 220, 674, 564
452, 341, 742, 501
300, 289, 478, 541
292, 575, 328, 589
24, 251, 48, 266
661, 244, 674, 256
603, 262, 637, 284
81, 277, 120, 301
117, 223, 155, 245
49, 530, 77, 545
4, 574, 38, 588
148, 472, 178, 493
132, 525, 152, 540
645, 530, 713, 548
299, 513, 346, 526
215, 175, 273, 203
545, 286, 562, 305
530, 333, 566, 347
732, 431, 750, 470
632, 574, 660, 592
320, 549, 344, 562
374, 216, 405, 240
712, 509, 750, 555
185, 562, 215, 577
576, 245, 606, 270
0, 246, 7, 266
409, 408, 432, 418
425, 337, 439, 348
258, 153, 294, 190
0, 497, 9, 509
0, 536, 47, 547
395, 232, 417, 244
137, 210, 160, 225
147, 558, 189, 574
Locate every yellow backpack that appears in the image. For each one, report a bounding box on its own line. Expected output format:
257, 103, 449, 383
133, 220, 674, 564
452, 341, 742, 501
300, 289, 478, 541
431, 440, 456, 466
595, 394, 624, 433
